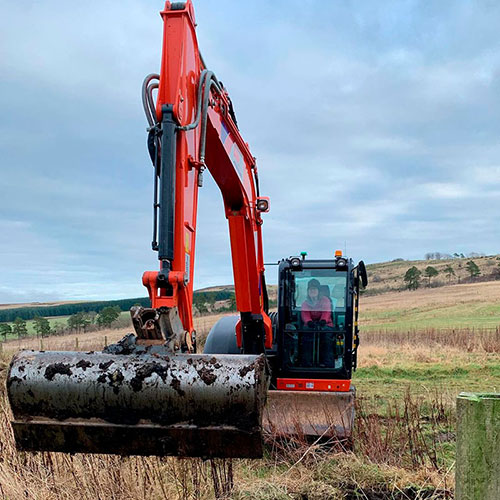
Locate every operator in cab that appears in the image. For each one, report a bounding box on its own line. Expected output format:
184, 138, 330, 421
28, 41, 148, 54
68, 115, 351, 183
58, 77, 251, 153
301, 279, 333, 328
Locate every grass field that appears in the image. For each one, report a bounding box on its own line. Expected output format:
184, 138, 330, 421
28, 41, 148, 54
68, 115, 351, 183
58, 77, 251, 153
365, 254, 500, 295
0, 279, 498, 498
0, 310, 132, 340
0, 312, 498, 499
360, 280, 500, 331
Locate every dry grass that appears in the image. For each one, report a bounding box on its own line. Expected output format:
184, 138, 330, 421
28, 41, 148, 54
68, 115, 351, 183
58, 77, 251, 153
1, 307, 498, 497
0, 333, 481, 498
361, 280, 500, 313
361, 327, 500, 354
366, 254, 500, 295
0, 313, 226, 355
0, 374, 454, 499
0, 327, 130, 355
0, 300, 84, 311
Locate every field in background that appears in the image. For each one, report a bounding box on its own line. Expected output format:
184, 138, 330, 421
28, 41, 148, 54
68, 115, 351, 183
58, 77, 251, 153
365, 254, 500, 295
4, 279, 500, 339
0, 310, 131, 340
361, 280, 500, 330
1, 266, 499, 498
0, 300, 83, 311
0, 313, 498, 498
0, 313, 227, 354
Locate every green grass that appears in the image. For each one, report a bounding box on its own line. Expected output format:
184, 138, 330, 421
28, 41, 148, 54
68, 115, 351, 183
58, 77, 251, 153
3, 315, 70, 338
355, 361, 500, 398
350, 354, 500, 473
362, 302, 500, 331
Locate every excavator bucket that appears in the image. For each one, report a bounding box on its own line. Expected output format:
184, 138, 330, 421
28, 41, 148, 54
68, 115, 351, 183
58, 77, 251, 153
7, 349, 268, 458
263, 388, 355, 446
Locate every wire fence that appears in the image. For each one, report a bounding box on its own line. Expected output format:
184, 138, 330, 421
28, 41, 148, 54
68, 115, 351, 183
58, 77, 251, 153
1, 324, 499, 355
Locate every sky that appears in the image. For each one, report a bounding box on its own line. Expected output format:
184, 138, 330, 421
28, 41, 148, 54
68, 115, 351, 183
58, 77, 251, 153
1, 0, 500, 303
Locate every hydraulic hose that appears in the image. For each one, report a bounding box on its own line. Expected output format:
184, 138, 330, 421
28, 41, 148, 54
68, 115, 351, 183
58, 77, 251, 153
142, 73, 160, 128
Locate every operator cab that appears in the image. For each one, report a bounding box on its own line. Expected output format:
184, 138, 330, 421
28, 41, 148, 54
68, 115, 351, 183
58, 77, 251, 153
271, 253, 366, 390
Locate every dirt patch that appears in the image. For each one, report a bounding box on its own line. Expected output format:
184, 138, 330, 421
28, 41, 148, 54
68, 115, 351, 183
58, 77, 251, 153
196, 366, 216, 385
75, 360, 92, 371
98, 360, 113, 370
130, 362, 168, 392
170, 376, 185, 396
44, 363, 72, 381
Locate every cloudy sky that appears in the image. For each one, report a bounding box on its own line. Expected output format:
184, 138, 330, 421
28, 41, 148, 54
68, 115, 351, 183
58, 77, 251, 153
1, 0, 500, 303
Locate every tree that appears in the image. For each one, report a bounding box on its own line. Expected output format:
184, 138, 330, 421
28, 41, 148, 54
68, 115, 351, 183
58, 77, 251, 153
491, 263, 500, 280
12, 317, 28, 338
0, 323, 12, 341
444, 265, 455, 283
67, 312, 91, 332
33, 316, 51, 337
404, 266, 422, 290
96, 306, 121, 328
424, 266, 439, 286
52, 321, 65, 334
466, 260, 481, 279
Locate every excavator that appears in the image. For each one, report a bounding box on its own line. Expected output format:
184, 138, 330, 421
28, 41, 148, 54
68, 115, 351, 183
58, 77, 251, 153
7, 0, 367, 459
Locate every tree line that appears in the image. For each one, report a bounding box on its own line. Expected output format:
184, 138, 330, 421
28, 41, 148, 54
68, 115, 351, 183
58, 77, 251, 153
0, 297, 150, 323
424, 251, 485, 260
0, 306, 124, 341
404, 260, 485, 290
0, 290, 239, 341
0, 290, 236, 324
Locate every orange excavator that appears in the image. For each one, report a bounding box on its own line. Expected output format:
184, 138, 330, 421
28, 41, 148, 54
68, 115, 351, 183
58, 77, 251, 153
7, 0, 367, 459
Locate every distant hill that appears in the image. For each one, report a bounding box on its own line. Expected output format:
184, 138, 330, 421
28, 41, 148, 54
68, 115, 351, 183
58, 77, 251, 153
1, 255, 498, 322
365, 254, 500, 295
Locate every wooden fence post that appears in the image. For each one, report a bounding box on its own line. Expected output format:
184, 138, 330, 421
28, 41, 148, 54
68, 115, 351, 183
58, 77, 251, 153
75, 337, 79, 350
456, 393, 499, 500
104, 336, 108, 348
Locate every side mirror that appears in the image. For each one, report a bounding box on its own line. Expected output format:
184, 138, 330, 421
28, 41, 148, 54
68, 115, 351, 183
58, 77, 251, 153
358, 260, 368, 288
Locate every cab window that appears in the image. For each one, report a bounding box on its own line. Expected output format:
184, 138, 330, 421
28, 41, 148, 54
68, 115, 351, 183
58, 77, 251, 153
283, 268, 348, 371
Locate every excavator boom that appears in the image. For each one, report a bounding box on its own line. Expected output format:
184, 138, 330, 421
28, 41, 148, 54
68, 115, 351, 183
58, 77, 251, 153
7, 0, 271, 459
7, 0, 367, 457
140, 0, 272, 353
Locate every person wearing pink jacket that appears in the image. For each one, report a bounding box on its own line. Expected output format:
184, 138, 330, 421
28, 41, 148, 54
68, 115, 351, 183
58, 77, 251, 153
301, 279, 333, 327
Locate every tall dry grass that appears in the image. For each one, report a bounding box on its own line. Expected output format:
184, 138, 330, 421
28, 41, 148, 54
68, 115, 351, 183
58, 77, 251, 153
1, 322, 496, 498
0, 318, 235, 500
0, 371, 234, 499
0, 312, 224, 356
362, 327, 500, 353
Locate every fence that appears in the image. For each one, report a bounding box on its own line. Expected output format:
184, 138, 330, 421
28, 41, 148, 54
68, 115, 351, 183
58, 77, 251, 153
1, 325, 499, 356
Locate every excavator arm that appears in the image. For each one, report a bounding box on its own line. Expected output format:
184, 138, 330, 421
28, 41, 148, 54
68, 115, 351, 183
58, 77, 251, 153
137, 0, 272, 355
6, 0, 271, 459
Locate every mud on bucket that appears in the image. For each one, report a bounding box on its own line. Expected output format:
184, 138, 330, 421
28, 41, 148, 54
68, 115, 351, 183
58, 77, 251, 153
7, 350, 269, 458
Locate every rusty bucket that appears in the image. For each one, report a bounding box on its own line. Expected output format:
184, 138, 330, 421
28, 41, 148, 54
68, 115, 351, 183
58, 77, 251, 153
7, 350, 268, 458
264, 388, 355, 445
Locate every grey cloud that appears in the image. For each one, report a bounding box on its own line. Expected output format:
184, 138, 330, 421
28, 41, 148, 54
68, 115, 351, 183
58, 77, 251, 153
1, 0, 499, 301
